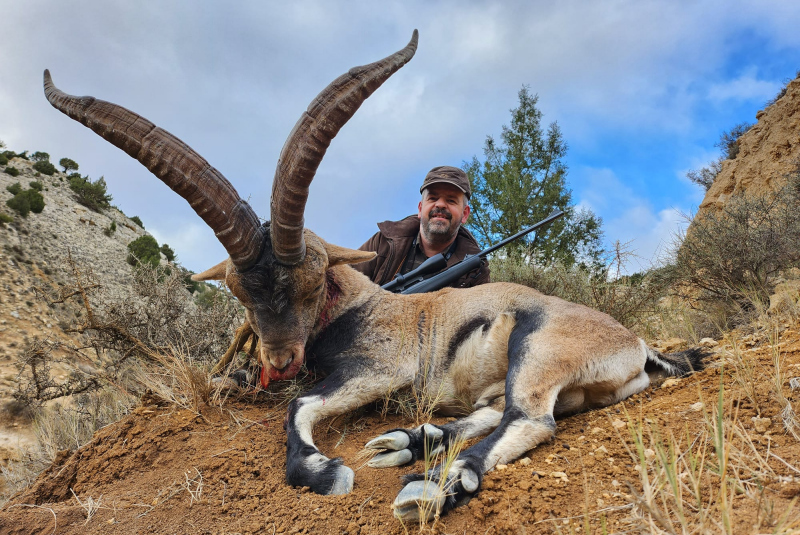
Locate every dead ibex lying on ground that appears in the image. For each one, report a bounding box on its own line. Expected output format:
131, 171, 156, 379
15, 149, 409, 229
45, 31, 706, 522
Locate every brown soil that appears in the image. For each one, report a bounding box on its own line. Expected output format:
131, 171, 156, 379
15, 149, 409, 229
2, 328, 800, 534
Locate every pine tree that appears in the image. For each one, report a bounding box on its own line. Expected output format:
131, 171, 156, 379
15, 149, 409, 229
464, 86, 603, 267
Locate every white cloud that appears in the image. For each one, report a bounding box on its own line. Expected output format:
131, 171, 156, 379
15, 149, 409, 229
708, 70, 781, 102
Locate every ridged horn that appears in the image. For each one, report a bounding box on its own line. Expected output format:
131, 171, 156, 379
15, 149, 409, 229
270, 30, 418, 264
43, 70, 264, 270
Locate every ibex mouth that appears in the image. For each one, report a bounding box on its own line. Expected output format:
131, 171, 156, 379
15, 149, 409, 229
259, 344, 306, 386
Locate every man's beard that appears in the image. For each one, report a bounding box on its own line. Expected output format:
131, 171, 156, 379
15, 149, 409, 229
421, 208, 460, 244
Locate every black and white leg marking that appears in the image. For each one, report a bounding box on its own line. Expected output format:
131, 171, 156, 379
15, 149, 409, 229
286, 365, 409, 495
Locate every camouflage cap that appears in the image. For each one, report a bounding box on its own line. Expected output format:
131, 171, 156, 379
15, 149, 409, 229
419, 166, 471, 199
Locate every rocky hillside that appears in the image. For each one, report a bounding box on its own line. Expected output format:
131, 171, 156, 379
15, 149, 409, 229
699, 74, 800, 214
0, 155, 154, 466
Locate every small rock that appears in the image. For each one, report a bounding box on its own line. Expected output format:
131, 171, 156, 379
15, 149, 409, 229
661, 378, 681, 388
518, 457, 531, 466
690, 402, 704, 412
752, 416, 772, 434
611, 419, 626, 430
591, 427, 604, 435
496, 464, 508, 471
550, 471, 568, 482
660, 337, 688, 352
699, 338, 718, 348
644, 448, 656, 461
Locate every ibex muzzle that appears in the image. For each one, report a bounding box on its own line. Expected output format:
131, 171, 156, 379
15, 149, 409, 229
45, 30, 707, 522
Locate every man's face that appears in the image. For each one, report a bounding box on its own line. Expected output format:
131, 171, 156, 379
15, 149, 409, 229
417, 183, 470, 245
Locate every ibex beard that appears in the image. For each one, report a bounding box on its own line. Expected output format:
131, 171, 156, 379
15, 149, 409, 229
45, 30, 706, 522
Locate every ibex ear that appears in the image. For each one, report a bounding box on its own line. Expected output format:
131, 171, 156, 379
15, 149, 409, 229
324, 242, 377, 267
191, 259, 229, 281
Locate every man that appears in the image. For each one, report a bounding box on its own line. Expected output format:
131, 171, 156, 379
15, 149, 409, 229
353, 165, 490, 288
218, 166, 488, 388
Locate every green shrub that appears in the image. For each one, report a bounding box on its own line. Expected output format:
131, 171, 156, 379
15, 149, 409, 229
0, 212, 12, 226
31, 151, 50, 163
25, 189, 45, 214
59, 158, 79, 173
103, 220, 117, 237
0, 154, 7, 166
195, 285, 226, 308
7, 192, 30, 217
127, 235, 160, 267
28, 181, 43, 192
160, 243, 176, 263
32, 161, 56, 176
4, 166, 19, 177
6, 188, 45, 217
130, 215, 144, 228
6, 182, 22, 195
69, 174, 112, 212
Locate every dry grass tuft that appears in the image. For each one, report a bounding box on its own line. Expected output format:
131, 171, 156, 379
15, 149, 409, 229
70, 488, 103, 524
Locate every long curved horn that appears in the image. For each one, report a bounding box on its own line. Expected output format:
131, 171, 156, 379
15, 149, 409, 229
270, 30, 418, 264
43, 70, 264, 270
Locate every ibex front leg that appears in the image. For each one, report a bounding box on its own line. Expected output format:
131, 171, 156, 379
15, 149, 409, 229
211, 321, 258, 376
286, 363, 412, 495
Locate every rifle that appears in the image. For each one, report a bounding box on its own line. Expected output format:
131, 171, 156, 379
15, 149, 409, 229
382, 209, 564, 294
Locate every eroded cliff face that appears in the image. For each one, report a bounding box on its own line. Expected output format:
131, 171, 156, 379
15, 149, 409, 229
699, 74, 800, 214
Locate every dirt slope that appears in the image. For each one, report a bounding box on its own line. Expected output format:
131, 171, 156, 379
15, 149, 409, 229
2, 326, 800, 534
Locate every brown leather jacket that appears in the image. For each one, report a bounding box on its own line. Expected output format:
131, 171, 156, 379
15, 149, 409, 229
352, 215, 490, 288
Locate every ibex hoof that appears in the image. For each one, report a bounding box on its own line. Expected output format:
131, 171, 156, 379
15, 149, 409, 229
392, 480, 446, 522
365, 430, 410, 451
327, 465, 354, 495
368, 449, 413, 468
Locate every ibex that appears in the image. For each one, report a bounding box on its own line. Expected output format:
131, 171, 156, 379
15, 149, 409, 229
45, 31, 705, 522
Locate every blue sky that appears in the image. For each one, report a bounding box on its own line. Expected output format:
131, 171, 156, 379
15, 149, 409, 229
1, 1, 799, 274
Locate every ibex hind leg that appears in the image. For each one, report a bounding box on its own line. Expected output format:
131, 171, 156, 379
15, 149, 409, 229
285, 363, 412, 495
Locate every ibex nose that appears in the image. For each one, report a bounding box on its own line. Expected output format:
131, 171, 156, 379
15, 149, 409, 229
261, 343, 306, 381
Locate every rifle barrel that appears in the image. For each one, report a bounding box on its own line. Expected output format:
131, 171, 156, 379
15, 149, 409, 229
481, 210, 564, 256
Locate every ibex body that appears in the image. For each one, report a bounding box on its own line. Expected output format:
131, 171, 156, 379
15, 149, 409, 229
45, 31, 705, 521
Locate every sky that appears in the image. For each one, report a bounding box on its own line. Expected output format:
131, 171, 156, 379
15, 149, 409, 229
2, 0, 799, 274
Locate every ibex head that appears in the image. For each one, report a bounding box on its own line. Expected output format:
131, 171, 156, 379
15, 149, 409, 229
45, 31, 418, 381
